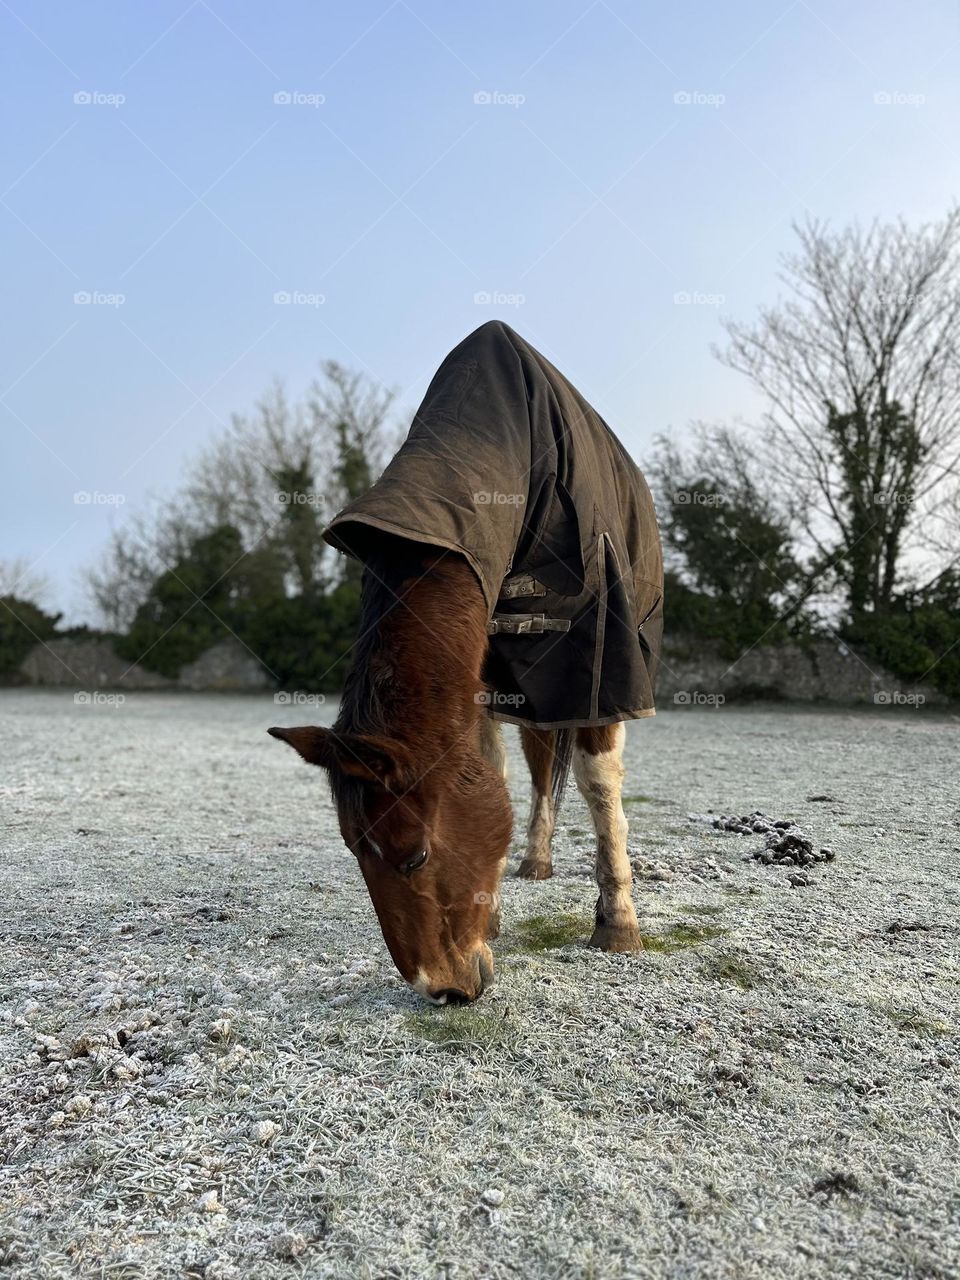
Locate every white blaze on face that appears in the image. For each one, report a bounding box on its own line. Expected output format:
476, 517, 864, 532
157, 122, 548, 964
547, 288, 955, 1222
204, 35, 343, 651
412, 969, 448, 1004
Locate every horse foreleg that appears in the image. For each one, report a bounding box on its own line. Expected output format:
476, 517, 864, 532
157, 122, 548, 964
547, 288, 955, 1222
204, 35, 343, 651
574, 723, 642, 952
476, 715, 509, 938
515, 726, 556, 879
477, 714, 508, 781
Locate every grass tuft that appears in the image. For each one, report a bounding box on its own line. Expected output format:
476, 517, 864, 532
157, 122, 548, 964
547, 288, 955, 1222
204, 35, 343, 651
704, 953, 762, 989
405, 1008, 511, 1050
640, 923, 729, 953
507, 913, 592, 952
883, 1005, 952, 1039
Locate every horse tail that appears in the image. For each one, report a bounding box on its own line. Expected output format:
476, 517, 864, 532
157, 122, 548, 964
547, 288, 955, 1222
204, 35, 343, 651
552, 728, 574, 814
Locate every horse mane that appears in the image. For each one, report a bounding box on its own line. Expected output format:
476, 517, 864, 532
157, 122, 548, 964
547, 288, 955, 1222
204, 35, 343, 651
335, 559, 408, 738
330, 539, 488, 830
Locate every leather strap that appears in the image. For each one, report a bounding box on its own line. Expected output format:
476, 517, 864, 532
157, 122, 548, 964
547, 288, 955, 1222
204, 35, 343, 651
497, 573, 547, 601
487, 613, 572, 636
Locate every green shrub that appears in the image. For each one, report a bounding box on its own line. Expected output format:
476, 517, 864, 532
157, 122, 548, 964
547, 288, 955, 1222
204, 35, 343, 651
240, 582, 361, 692
846, 606, 960, 699
664, 573, 802, 660
0, 596, 61, 675
114, 525, 285, 678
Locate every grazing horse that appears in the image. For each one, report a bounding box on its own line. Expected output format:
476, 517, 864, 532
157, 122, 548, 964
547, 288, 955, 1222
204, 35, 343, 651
270, 322, 663, 1004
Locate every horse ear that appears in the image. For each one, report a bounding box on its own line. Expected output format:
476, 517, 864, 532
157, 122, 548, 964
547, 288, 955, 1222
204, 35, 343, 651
267, 725, 337, 768
268, 726, 414, 790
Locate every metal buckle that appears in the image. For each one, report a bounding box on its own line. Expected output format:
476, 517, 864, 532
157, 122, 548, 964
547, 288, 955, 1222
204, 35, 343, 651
498, 573, 547, 601
487, 613, 571, 636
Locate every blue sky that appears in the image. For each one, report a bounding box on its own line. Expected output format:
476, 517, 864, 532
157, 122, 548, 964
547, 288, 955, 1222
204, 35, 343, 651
3, 0, 959, 620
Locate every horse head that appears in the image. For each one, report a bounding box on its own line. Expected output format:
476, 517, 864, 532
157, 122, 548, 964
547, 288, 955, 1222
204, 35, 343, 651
268, 723, 511, 1003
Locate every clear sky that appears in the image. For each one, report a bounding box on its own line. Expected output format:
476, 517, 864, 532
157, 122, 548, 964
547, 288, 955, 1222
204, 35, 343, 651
3, 0, 958, 620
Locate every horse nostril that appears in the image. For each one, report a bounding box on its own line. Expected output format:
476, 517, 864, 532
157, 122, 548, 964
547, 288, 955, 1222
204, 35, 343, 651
430, 987, 473, 1006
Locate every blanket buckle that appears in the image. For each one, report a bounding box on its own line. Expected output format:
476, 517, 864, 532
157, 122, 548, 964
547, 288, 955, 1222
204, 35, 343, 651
487, 613, 572, 636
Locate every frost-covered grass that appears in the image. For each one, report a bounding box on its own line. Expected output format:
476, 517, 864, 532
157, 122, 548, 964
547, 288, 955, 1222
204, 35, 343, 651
1, 691, 958, 1278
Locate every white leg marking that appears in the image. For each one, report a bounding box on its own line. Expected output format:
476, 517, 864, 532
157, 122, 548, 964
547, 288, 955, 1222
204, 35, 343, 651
477, 716, 508, 781
573, 723, 640, 943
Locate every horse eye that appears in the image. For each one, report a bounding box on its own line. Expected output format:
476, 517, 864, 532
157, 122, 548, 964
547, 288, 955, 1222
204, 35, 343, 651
401, 849, 428, 875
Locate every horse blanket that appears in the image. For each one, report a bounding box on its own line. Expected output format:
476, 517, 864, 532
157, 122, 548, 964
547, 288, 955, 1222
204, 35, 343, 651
323, 321, 663, 729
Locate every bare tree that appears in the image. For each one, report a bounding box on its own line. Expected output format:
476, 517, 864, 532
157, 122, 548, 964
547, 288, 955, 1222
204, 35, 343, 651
647, 426, 809, 650
720, 210, 960, 616
310, 360, 398, 497
85, 363, 395, 626
0, 557, 52, 606
86, 503, 197, 631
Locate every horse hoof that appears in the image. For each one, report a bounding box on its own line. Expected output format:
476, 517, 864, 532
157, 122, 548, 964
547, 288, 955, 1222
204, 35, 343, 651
589, 923, 644, 953
515, 858, 553, 880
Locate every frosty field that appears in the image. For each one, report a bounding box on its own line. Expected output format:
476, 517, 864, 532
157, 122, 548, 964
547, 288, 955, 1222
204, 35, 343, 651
1, 690, 958, 1279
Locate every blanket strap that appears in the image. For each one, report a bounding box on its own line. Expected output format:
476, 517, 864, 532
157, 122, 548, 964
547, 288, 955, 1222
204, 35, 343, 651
487, 613, 571, 636
497, 573, 547, 600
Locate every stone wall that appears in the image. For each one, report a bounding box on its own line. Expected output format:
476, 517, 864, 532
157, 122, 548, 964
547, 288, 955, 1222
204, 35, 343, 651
11, 632, 948, 705
16, 637, 271, 692
657, 636, 946, 707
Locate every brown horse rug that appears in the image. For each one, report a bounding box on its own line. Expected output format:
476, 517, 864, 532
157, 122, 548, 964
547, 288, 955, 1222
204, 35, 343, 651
324, 321, 663, 729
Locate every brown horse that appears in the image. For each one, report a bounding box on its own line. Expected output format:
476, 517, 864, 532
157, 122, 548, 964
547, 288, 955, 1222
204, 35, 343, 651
270, 323, 662, 1004
269, 542, 644, 1005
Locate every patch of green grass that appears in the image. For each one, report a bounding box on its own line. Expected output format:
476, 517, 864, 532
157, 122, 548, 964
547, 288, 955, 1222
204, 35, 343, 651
883, 1005, 952, 1039
405, 1008, 509, 1050
704, 953, 762, 990
508, 913, 592, 952
567, 827, 590, 838
639, 922, 729, 953
623, 794, 674, 806
685, 904, 725, 917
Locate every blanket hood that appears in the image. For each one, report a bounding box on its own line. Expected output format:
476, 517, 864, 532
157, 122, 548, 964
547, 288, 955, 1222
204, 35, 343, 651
324, 321, 663, 728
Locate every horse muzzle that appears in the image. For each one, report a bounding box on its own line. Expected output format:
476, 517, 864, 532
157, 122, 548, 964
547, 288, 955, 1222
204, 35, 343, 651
415, 944, 494, 1005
